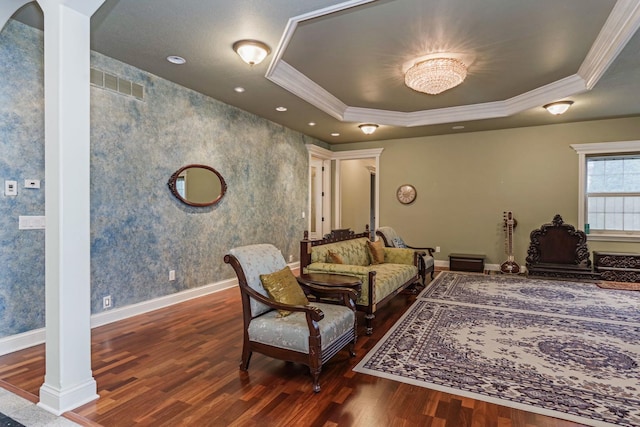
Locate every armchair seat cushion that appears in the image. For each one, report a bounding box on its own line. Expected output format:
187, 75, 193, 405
247, 302, 355, 353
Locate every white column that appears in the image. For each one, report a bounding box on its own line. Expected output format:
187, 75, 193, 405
37, 0, 105, 415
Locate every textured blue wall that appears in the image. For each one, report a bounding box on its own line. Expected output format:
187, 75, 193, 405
0, 20, 315, 337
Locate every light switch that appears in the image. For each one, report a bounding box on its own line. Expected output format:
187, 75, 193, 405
5, 180, 17, 196
19, 216, 46, 230
24, 179, 40, 189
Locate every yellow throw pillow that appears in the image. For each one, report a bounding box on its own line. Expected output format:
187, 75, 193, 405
327, 250, 344, 264
260, 267, 309, 317
367, 239, 385, 265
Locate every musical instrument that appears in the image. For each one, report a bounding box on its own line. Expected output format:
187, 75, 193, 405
500, 211, 520, 274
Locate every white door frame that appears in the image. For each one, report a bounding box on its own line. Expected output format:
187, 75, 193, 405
306, 145, 383, 237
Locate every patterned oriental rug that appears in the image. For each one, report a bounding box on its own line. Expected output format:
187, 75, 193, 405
354, 272, 640, 427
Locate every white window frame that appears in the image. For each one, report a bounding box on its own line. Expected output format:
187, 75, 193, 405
571, 140, 640, 242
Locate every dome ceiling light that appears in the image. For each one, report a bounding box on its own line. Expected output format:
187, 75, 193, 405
359, 124, 379, 135
233, 40, 271, 66
543, 101, 574, 115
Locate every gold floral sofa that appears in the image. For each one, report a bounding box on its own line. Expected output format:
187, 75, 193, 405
300, 228, 421, 334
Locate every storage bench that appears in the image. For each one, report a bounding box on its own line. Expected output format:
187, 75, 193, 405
449, 253, 485, 273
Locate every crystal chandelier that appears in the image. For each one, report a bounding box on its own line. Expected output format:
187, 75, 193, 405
404, 57, 468, 95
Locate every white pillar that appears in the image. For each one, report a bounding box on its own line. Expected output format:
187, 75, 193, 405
36, 0, 105, 415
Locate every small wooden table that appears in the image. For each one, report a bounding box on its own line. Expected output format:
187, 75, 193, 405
297, 273, 362, 297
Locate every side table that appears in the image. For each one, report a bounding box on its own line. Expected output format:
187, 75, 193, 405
297, 273, 362, 297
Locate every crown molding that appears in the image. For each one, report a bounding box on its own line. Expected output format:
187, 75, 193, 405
268, 61, 347, 120
267, 0, 635, 128
578, 0, 640, 89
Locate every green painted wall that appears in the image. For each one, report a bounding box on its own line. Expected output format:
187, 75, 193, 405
335, 117, 640, 267
340, 159, 372, 232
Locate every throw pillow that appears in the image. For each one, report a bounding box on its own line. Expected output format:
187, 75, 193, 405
259, 267, 309, 317
391, 236, 408, 248
367, 239, 385, 265
327, 250, 344, 264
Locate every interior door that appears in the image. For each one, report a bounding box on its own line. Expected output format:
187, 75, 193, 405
309, 157, 330, 239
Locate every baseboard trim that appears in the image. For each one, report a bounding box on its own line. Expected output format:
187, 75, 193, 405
0, 276, 243, 356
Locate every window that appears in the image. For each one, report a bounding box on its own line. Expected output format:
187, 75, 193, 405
572, 141, 640, 241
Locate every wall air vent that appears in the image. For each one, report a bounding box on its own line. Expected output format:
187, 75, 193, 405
90, 68, 144, 101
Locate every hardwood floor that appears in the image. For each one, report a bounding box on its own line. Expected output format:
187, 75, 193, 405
0, 279, 585, 427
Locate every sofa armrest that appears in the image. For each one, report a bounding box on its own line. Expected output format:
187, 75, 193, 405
406, 245, 435, 257
383, 247, 417, 265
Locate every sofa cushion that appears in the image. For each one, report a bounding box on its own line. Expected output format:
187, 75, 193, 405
310, 237, 371, 266
327, 250, 344, 264
372, 263, 418, 303
260, 267, 309, 317
303, 262, 417, 306
367, 240, 385, 264
391, 236, 407, 248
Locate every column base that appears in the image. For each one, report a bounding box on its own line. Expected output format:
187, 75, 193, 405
38, 378, 98, 416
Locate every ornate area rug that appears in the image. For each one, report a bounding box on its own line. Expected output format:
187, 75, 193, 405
354, 272, 640, 426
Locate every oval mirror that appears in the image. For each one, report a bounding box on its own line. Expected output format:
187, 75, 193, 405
168, 164, 227, 207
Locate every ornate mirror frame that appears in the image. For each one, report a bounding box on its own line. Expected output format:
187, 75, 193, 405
167, 164, 227, 207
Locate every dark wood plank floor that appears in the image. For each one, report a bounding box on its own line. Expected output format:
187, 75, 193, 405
0, 277, 585, 427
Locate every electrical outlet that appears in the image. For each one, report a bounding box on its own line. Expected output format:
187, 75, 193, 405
103, 295, 112, 309
288, 254, 294, 262
169, 270, 176, 281
436, 246, 441, 253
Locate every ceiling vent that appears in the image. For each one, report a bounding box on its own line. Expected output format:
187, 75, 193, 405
90, 68, 144, 101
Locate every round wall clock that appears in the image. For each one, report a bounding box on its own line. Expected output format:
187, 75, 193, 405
396, 184, 417, 204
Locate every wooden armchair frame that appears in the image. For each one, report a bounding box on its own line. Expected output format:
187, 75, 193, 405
224, 253, 357, 393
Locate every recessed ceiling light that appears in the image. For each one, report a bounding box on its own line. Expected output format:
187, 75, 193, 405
167, 55, 186, 65
331, 133, 340, 137
452, 125, 465, 130
275, 106, 287, 112
234, 87, 245, 93
308, 122, 316, 126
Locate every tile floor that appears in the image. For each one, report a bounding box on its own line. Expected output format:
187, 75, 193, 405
0, 388, 80, 427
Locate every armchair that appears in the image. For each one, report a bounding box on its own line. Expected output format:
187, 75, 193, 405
376, 226, 435, 283
224, 244, 357, 393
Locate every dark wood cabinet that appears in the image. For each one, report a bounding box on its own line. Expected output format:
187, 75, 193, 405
449, 253, 485, 273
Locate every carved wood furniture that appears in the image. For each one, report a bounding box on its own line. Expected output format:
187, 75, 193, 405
376, 226, 435, 283
594, 251, 640, 282
298, 273, 362, 298
300, 228, 421, 334
526, 214, 600, 280
225, 243, 357, 393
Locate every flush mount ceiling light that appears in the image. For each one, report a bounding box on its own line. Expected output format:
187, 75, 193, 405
543, 101, 574, 115
359, 124, 379, 135
403, 53, 472, 95
233, 40, 271, 66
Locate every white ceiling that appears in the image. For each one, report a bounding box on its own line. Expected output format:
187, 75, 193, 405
12, 0, 640, 144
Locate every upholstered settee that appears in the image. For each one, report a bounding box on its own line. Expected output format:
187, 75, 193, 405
376, 226, 435, 283
300, 229, 421, 334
